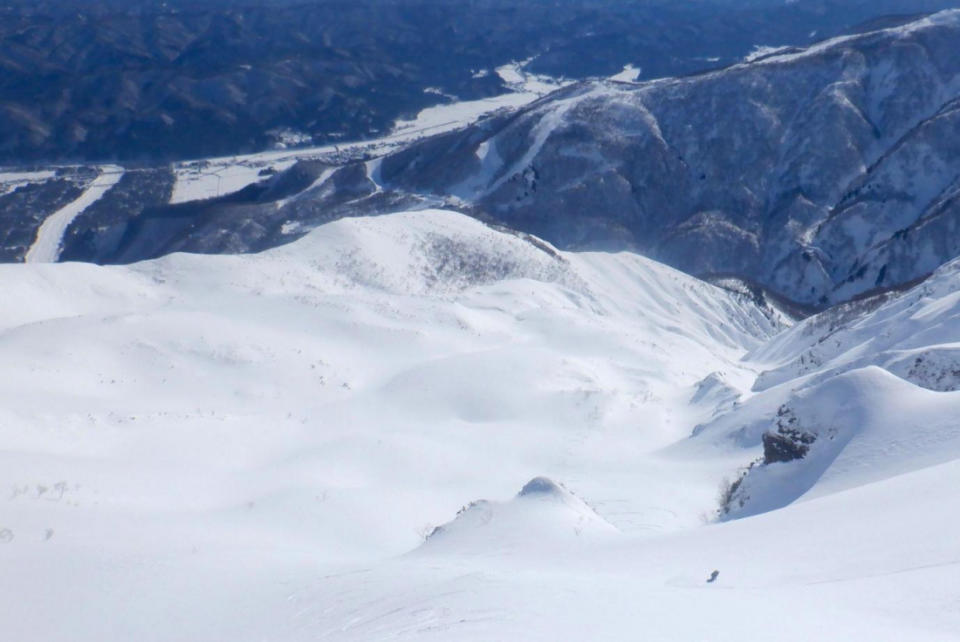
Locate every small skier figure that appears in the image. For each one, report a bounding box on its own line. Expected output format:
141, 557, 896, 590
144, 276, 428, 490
706, 570, 719, 583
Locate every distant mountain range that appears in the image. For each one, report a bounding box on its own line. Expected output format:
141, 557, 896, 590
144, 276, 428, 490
2, 0, 958, 163
298, 10, 960, 307
3, 5, 960, 311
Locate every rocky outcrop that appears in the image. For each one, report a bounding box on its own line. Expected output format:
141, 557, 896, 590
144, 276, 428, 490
762, 407, 818, 464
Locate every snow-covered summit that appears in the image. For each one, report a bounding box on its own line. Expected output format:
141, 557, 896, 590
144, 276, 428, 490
420, 476, 618, 556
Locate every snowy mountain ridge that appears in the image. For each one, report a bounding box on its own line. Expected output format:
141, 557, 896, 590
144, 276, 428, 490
282, 9, 960, 308
5, 10, 960, 316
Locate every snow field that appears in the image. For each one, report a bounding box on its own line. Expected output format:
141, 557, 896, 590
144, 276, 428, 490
1, 209, 959, 640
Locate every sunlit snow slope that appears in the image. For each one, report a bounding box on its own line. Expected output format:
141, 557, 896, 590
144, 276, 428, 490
1, 209, 958, 641
692, 257, 960, 521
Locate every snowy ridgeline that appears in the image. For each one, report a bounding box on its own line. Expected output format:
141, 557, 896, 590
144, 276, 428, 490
693, 256, 960, 521
340, 10, 960, 308
1, 209, 959, 640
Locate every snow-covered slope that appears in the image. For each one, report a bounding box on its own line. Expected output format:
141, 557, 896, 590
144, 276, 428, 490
3, 209, 959, 641
420, 476, 619, 557
751, 256, 960, 391
688, 255, 960, 521
0, 209, 786, 640
311, 455, 960, 642
698, 366, 960, 519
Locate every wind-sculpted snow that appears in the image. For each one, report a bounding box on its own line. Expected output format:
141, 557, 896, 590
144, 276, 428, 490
4, 15, 960, 638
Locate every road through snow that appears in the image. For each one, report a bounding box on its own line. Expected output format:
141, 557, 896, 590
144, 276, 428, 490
24, 165, 124, 263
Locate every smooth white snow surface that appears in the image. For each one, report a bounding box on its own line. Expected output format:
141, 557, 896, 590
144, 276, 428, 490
24, 165, 124, 263
2, 209, 959, 640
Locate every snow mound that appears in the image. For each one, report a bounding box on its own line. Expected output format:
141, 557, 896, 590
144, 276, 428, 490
690, 371, 740, 414
714, 367, 960, 519
421, 477, 618, 555
265, 209, 581, 296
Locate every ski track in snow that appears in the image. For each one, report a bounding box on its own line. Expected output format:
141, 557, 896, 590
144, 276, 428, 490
24, 165, 124, 263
